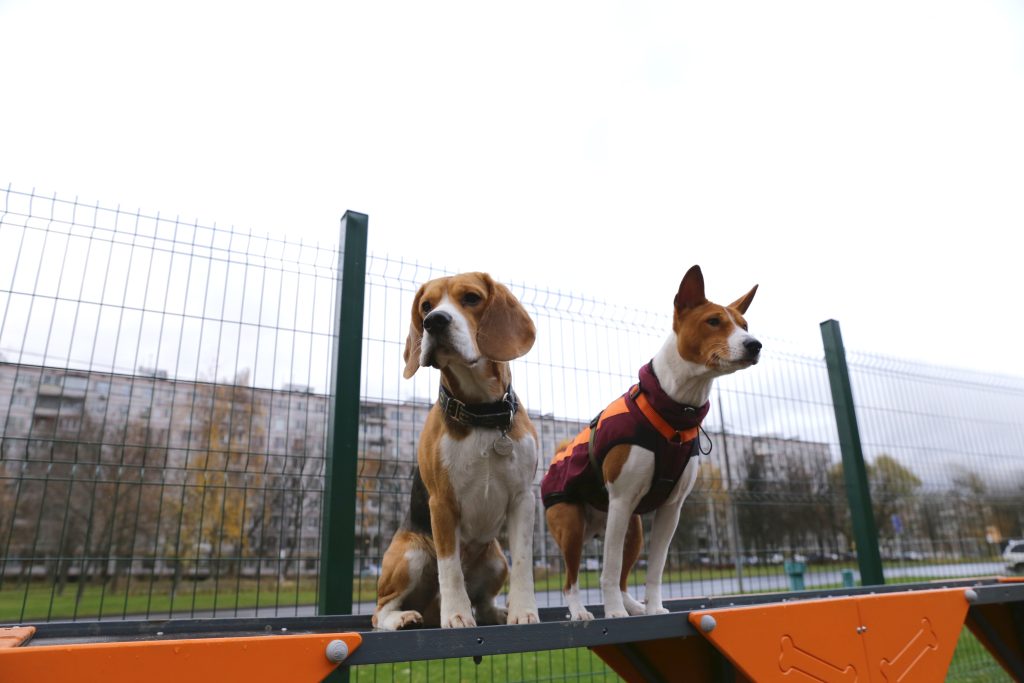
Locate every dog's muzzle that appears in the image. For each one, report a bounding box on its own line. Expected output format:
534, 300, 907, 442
743, 337, 762, 363
421, 310, 457, 368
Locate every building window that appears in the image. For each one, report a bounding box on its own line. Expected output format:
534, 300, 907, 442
63, 376, 88, 392
91, 380, 110, 396
36, 396, 60, 410
59, 416, 81, 431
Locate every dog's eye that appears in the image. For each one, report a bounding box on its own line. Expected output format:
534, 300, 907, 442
461, 293, 482, 307
421, 301, 433, 314
707, 317, 721, 327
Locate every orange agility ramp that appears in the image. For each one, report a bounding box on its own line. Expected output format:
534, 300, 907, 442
688, 588, 969, 682
0, 630, 361, 683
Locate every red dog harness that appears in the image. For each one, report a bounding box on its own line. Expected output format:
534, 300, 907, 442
540, 362, 710, 515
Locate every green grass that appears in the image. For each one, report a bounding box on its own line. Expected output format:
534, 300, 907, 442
350, 649, 617, 683
0, 579, 323, 622
947, 628, 1013, 682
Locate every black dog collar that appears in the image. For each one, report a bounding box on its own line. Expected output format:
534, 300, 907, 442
438, 385, 518, 430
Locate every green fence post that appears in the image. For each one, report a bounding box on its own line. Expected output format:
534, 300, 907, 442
319, 211, 369, 619
820, 319, 885, 586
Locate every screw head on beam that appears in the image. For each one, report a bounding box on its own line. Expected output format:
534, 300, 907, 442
326, 639, 350, 663
700, 615, 717, 633
964, 589, 979, 604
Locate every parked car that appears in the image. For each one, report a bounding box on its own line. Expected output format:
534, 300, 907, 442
1004, 539, 1024, 575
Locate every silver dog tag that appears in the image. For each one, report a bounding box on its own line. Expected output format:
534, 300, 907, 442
493, 433, 514, 456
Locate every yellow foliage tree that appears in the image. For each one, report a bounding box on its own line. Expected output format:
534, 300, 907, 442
172, 371, 265, 580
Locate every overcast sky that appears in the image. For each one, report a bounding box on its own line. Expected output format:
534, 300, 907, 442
2, 0, 1023, 377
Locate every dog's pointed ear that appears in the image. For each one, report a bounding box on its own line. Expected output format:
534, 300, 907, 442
402, 284, 426, 379
674, 265, 708, 312
476, 274, 536, 362
729, 284, 758, 314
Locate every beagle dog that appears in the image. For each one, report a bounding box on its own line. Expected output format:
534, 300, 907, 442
372, 272, 541, 630
542, 265, 760, 620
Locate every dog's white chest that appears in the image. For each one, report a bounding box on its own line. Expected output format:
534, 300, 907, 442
441, 430, 538, 544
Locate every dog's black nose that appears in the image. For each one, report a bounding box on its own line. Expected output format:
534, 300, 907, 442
744, 338, 762, 355
423, 310, 452, 333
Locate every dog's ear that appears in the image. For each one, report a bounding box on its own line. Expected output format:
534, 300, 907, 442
674, 265, 708, 312
476, 274, 536, 362
729, 284, 758, 314
402, 284, 426, 379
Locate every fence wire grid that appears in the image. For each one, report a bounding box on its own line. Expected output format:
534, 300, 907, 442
1, 185, 1022, 682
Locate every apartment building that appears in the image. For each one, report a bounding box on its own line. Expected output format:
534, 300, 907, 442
1, 361, 837, 579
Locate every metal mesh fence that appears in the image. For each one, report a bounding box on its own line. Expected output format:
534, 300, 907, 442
0, 187, 338, 622
845, 352, 1024, 574
2, 185, 1022, 681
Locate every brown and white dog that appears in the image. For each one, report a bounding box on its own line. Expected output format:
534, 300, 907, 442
372, 272, 541, 630
542, 265, 760, 620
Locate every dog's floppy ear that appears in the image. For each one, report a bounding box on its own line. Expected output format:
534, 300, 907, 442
729, 284, 758, 314
476, 273, 535, 362
402, 284, 426, 379
674, 265, 708, 312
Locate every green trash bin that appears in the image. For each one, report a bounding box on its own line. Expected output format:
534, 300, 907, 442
784, 560, 806, 591
841, 568, 855, 588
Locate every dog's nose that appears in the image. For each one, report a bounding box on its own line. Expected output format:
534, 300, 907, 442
423, 310, 452, 334
744, 338, 762, 356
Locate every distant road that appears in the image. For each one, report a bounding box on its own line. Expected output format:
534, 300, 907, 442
72, 560, 1004, 623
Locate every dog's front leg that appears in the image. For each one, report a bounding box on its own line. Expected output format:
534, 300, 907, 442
430, 499, 475, 628
644, 501, 683, 615
600, 497, 635, 619
505, 491, 540, 624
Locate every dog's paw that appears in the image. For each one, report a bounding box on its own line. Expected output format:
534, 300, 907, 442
442, 611, 477, 628
568, 606, 595, 621
474, 605, 507, 626
645, 605, 669, 616
622, 592, 645, 616
376, 610, 423, 631
604, 608, 630, 619
507, 609, 539, 625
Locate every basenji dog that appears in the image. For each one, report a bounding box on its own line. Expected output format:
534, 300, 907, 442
372, 272, 541, 630
541, 265, 760, 620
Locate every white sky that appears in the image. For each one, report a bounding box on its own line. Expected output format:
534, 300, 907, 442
2, 0, 1023, 377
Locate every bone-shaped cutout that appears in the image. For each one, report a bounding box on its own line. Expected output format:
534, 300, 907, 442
879, 618, 939, 682
779, 635, 859, 683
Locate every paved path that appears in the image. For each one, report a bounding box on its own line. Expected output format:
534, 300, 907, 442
77, 561, 1004, 622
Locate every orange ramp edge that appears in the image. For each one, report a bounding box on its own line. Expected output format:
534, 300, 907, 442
0, 630, 361, 683
689, 587, 969, 683
0, 626, 36, 649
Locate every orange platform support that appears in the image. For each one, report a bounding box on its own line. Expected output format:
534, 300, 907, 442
592, 582, 1024, 683
966, 578, 1024, 681
0, 629, 361, 683
688, 587, 968, 682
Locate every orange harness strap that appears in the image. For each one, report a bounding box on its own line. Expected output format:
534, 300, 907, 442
633, 388, 699, 444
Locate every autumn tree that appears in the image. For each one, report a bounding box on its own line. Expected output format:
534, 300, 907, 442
170, 372, 265, 583
678, 460, 733, 565
829, 454, 922, 543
